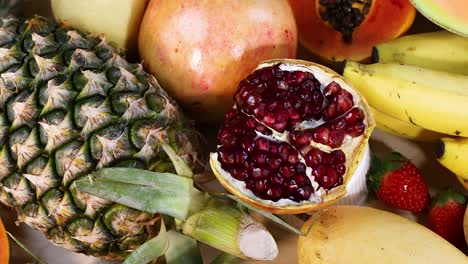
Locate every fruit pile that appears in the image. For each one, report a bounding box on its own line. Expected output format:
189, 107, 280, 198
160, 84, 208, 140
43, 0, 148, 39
0, 0, 467, 263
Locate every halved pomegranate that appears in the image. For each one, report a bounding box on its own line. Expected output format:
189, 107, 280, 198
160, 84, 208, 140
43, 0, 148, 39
210, 59, 375, 214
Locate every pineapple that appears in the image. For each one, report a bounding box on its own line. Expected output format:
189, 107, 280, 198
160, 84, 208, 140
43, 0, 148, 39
0, 15, 204, 259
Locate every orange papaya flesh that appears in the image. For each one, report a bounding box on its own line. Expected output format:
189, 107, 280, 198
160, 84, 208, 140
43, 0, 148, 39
0, 218, 8, 264
289, 0, 416, 62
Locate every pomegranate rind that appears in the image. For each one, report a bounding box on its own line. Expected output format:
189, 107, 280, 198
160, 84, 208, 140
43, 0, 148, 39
210, 59, 375, 214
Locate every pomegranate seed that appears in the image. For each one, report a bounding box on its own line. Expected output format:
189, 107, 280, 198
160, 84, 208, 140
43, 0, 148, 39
252, 151, 267, 164
305, 150, 321, 167
263, 112, 276, 125
330, 118, 346, 130
253, 102, 266, 118
290, 129, 313, 146
256, 83, 267, 93
297, 186, 313, 199
267, 156, 282, 169
295, 174, 308, 186
231, 168, 248, 180
245, 117, 256, 128
235, 151, 248, 164
277, 80, 288, 90
284, 180, 298, 192
267, 187, 283, 199
218, 130, 238, 147
296, 163, 306, 173
300, 79, 315, 91
332, 150, 346, 163
344, 107, 363, 125
269, 143, 279, 154
347, 122, 365, 137
336, 93, 353, 114
278, 142, 292, 160
218, 147, 235, 166
317, 167, 338, 189
311, 88, 324, 104
271, 174, 284, 185
334, 163, 346, 176
279, 165, 294, 178
323, 103, 337, 121
328, 129, 345, 148
254, 137, 270, 151
241, 138, 255, 153
324, 81, 341, 97
255, 179, 268, 192
252, 166, 270, 179
288, 152, 300, 164
267, 101, 280, 111
322, 153, 334, 165
313, 127, 330, 144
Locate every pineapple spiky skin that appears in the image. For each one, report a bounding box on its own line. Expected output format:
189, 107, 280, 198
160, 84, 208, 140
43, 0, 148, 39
0, 16, 204, 259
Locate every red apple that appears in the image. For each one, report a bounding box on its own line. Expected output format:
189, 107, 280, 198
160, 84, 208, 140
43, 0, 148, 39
138, 0, 297, 123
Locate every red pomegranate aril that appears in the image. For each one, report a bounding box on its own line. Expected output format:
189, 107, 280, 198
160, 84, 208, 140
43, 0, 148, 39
297, 186, 313, 199
296, 163, 306, 173
317, 167, 339, 189
252, 151, 267, 164
252, 166, 269, 179
323, 103, 338, 121
263, 112, 276, 125
290, 129, 314, 147
295, 174, 308, 186
218, 130, 238, 147
279, 165, 295, 178
273, 121, 287, 132
267, 156, 282, 169
284, 180, 299, 192
255, 179, 268, 192
305, 148, 323, 167
231, 167, 248, 180
235, 151, 248, 164
267, 100, 280, 111
330, 118, 346, 130
344, 107, 363, 125
278, 142, 292, 160
254, 137, 270, 151
347, 122, 366, 137
218, 147, 235, 166
328, 129, 345, 148
241, 138, 255, 153
269, 143, 279, 154
313, 127, 330, 144
322, 153, 334, 165
246, 94, 261, 109
336, 93, 353, 114
277, 80, 288, 90
253, 102, 266, 118
334, 163, 346, 176
288, 153, 300, 164
324, 81, 341, 98
245, 117, 257, 129
332, 150, 346, 163
267, 187, 283, 200
271, 174, 284, 185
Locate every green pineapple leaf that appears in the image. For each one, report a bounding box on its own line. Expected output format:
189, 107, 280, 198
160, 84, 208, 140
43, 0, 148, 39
123, 219, 168, 264
165, 230, 203, 264
74, 168, 193, 219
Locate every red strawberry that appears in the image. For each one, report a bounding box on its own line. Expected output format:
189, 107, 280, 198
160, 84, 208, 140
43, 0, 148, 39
429, 190, 467, 249
366, 152, 430, 212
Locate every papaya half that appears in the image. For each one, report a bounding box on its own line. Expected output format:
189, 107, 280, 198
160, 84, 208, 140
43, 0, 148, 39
0, 218, 8, 264
289, 0, 416, 62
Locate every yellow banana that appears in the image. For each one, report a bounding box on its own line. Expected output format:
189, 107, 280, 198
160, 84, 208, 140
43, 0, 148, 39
370, 106, 443, 141
373, 31, 468, 75
437, 137, 468, 181
343, 62, 468, 136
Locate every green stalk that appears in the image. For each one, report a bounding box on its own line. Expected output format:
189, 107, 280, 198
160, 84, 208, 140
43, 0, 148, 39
178, 192, 278, 261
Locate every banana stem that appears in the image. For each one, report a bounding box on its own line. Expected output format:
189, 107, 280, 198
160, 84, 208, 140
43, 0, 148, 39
178, 190, 278, 261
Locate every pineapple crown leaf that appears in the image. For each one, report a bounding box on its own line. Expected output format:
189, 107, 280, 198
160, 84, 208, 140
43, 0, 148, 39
434, 189, 467, 206
366, 152, 408, 192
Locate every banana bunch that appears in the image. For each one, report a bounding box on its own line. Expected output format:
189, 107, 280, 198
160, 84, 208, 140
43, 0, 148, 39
342, 30, 468, 188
